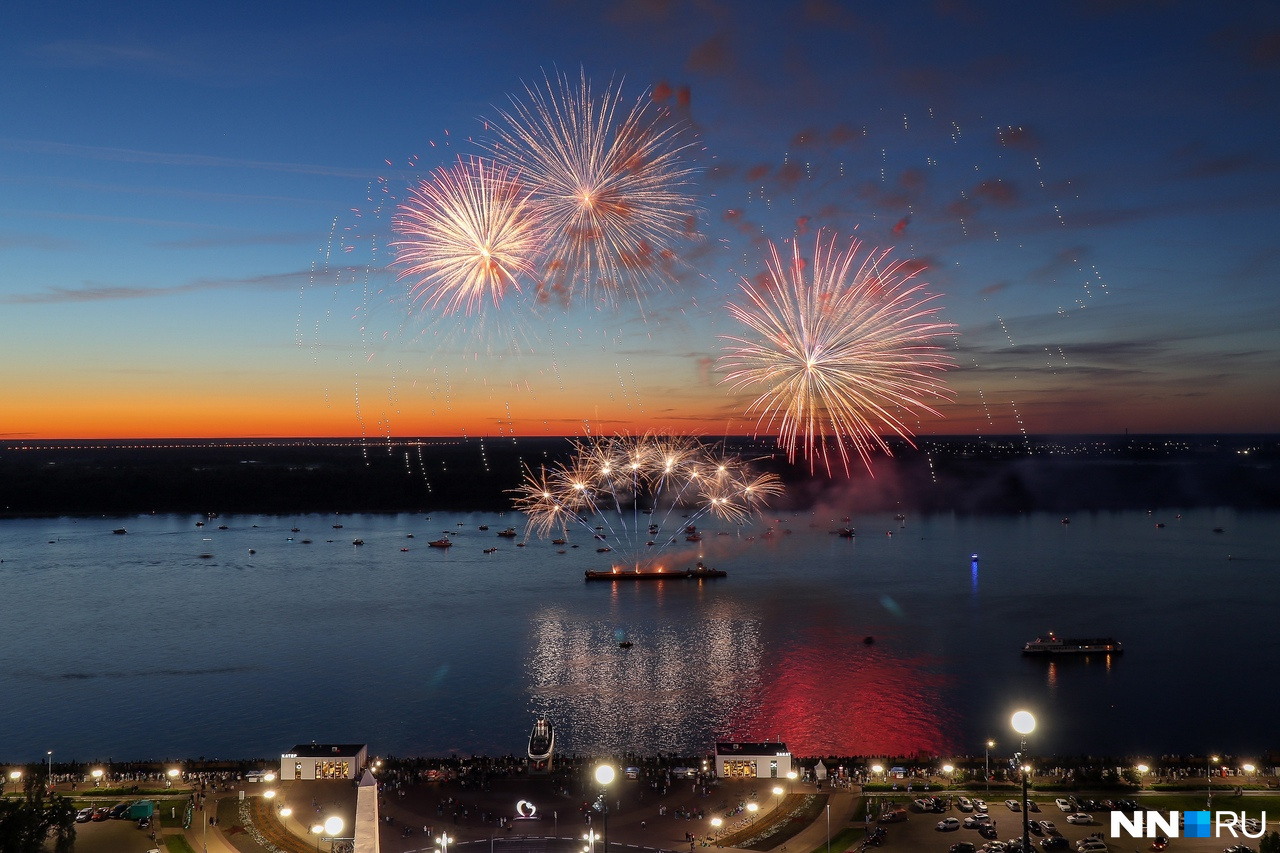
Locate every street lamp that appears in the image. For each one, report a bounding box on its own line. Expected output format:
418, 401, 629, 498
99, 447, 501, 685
710, 816, 722, 842
786, 770, 797, 794
325, 816, 344, 853
826, 803, 831, 853
91, 769, 103, 787
311, 823, 324, 851
46, 751, 52, 790
772, 786, 783, 811
985, 740, 995, 796
1011, 711, 1036, 853
1208, 755, 1220, 809
747, 802, 758, 824
280, 807, 293, 818
264, 789, 276, 801
595, 764, 615, 853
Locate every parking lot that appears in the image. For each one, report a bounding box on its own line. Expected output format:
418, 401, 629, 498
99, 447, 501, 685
859, 793, 1271, 853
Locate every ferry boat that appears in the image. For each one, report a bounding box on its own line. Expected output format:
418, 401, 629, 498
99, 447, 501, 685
1022, 632, 1123, 655
528, 717, 554, 772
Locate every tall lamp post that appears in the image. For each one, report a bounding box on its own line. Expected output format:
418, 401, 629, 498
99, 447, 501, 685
1011, 712, 1036, 853
985, 740, 994, 796
595, 763, 615, 853
1208, 755, 1219, 810
47, 751, 52, 790
325, 816, 344, 853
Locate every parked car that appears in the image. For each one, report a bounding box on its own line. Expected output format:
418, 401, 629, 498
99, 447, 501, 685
950, 843, 977, 853
1006, 799, 1022, 811
1066, 813, 1093, 825
75, 808, 93, 823
1075, 842, 1108, 853
109, 803, 130, 819
91, 808, 110, 821
1040, 838, 1069, 850
957, 796, 975, 812
964, 814, 992, 828
938, 817, 961, 831
974, 799, 989, 812
1038, 820, 1059, 835
1028, 801, 1042, 812
1055, 799, 1073, 812
978, 824, 999, 839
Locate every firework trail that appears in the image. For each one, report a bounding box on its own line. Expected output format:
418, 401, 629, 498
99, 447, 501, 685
487, 68, 699, 307
391, 156, 545, 316
512, 432, 782, 571
719, 232, 955, 476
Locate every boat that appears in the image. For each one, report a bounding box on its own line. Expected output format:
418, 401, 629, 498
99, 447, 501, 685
1061, 517, 1070, 524
112, 528, 127, 535
552, 538, 566, 545
1022, 632, 1123, 655
585, 561, 727, 581
837, 528, 855, 538
497, 528, 517, 537
478, 525, 489, 531
484, 547, 498, 554
685, 533, 702, 541
333, 524, 343, 529
352, 539, 364, 546
400, 547, 409, 552
427, 538, 453, 548
528, 717, 554, 772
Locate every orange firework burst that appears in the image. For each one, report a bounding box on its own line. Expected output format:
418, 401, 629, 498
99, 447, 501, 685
719, 232, 956, 476
392, 156, 545, 315
487, 69, 699, 306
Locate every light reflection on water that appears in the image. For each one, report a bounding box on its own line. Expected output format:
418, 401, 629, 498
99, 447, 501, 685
526, 596, 764, 754
0, 508, 1275, 760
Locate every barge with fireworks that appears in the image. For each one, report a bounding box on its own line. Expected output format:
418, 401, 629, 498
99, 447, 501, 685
585, 561, 727, 581
1022, 632, 1123, 655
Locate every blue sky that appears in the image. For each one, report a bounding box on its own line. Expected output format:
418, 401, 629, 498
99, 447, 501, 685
1, 0, 1278, 439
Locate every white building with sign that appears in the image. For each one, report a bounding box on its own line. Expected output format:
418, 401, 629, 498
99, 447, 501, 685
714, 742, 792, 779
280, 743, 368, 781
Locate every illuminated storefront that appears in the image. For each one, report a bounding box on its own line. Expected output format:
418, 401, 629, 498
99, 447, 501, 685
714, 742, 792, 779
279, 743, 368, 781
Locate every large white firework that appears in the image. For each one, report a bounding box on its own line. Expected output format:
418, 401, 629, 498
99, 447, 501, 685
486, 69, 698, 306
392, 156, 545, 316
719, 233, 955, 475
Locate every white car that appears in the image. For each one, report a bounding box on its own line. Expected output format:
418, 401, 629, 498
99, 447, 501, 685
957, 796, 974, 812
1076, 841, 1107, 852
1055, 798, 1073, 812
1005, 799, 1021, 812
1038, 820, 1058, 834
937, 817, 961, 831
1066, 813, 1093, 825
974, 799, 989, 812
963, 814, 992, 828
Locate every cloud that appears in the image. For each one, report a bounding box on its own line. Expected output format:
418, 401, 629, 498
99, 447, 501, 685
0, 232, 80, 251
0, 137, 385, 180
0, 267, 356, 305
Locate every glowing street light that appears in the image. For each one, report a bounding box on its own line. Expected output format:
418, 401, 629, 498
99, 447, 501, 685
595, 764, 615, 853
747, 802, 758, 824
280, 806, 293, 818
1209, 755, 1220, 809
985, 740, 995, 796
91, 769, 103, 786
710, 816, 722, 841
264, 789, 276, 800
1011, 711, 1036, 853
326, 816, 345, 852
311, 823, 324, 851
786, 769, 798, 794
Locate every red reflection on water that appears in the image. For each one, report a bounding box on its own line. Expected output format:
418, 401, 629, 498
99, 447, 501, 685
726, 625, 958, 756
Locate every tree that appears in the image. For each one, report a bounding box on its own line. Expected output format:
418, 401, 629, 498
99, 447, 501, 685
1258, 830, 1280, 853
0, 771, 76, 852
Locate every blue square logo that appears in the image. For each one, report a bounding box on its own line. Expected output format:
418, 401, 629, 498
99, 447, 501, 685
1183, 811, 1210, 838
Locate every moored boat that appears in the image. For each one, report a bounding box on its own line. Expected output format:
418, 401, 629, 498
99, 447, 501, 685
1022, 632, 1122, 655
427, 538, 453, 548
528, 716, 554, 772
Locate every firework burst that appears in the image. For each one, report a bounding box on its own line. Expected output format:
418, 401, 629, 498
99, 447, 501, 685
719, 233, 955, 475
512, 432, 782, 570
391, 156, 545, 316
487, 69, 699, 306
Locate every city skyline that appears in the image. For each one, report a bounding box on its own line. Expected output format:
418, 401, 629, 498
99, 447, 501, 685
3, 1, 1278, 444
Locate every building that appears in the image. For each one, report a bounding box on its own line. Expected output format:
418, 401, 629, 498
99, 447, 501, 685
714, 742, 792, 779
280, 743, 368, 781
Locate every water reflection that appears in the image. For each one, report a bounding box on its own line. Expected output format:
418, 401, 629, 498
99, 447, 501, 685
727, 624, 958, 756
525, 597, 763, 754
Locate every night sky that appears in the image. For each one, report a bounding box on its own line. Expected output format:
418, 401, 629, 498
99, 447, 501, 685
2, 1, 1278, 441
